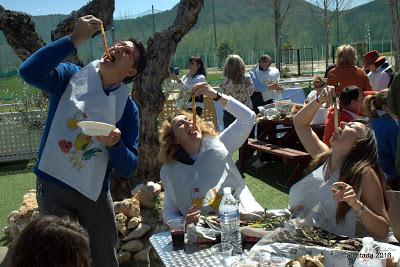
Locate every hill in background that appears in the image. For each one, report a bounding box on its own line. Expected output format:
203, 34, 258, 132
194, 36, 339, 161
0, 0, 392, 75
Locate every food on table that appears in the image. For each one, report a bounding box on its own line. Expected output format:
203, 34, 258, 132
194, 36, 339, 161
285, 254, 324, 267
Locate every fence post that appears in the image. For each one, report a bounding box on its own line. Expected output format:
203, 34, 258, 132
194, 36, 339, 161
297, 49, 300, 76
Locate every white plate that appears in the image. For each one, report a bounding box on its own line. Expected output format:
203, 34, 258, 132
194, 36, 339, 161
77, 121, 116, 136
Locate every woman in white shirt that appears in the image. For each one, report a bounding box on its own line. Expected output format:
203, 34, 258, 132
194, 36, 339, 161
291, 85, 392, 241
171, 56, 207, 115
158, 82, 263, 224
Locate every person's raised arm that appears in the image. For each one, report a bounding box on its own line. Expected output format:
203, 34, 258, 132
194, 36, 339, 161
293, 86, 335, 158
19, 15, 102, 93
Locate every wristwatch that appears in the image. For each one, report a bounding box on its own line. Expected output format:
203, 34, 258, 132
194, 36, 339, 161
213, 91, 222, 101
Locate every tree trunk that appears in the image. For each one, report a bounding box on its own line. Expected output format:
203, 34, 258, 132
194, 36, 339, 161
273, 0, 282, 70
0, 5, 45, 61
132, 0, 204, 183
389, 0, 400, 71
324, 10, 331, 69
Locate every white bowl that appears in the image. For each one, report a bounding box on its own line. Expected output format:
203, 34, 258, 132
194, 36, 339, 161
77, 121, 116, 136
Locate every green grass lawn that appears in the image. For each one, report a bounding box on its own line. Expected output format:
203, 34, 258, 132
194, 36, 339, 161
0, 163, 36, 245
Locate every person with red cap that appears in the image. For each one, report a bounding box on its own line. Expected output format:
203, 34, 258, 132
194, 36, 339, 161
363, 50, 394, 90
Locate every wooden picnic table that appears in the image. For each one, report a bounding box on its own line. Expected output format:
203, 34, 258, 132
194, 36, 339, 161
238, 117, 324, 187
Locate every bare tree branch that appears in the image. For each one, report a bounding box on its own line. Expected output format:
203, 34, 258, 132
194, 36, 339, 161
281, 0, 295, 25
0, 5, 45, 61
50, 0, 115, 65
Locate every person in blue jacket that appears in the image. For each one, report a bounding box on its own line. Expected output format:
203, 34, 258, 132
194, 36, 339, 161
19, 15, 146, 267
364, 89, 399, 190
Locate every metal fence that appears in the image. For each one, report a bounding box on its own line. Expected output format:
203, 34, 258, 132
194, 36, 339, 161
0, 111, 42, 162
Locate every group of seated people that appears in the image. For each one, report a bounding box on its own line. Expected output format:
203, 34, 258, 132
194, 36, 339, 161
162, 45, 399, 243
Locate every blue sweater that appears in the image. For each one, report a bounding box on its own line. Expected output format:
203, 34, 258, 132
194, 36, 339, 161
371, 115, 399, 181
19, 36, 140, 192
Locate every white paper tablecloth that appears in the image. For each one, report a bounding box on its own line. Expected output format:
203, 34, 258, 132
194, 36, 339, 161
150, 231, 227, 267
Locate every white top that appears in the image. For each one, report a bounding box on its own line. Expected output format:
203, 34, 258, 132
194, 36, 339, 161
255, 66, 280, 101
368, 65, 391, 90
161, 97, 264, 222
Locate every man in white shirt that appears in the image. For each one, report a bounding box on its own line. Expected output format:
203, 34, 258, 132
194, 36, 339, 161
363, 50, 394, 90
249, 55, 283, 113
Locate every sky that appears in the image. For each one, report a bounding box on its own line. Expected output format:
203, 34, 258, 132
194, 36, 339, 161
0, 0, 372, 17
0, 0, 180, 17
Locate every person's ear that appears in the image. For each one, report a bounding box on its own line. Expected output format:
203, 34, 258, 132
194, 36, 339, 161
126, 67, 137, 78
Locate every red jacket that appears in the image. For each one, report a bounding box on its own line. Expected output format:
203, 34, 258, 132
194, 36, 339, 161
323, 107, 361, 146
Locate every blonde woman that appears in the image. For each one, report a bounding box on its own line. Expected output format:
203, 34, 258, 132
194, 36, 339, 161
219, 55, 254, 128
327, 44, 372, 94
159, 83, 263, 224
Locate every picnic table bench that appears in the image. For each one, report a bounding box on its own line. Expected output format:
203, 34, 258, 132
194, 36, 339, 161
238, 117, 324, 187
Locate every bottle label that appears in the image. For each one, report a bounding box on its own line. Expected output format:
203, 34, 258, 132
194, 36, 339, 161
219, 210, 239, 223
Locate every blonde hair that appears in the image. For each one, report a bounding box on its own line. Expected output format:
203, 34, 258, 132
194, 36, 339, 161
158, 111, 218, 165
335, 44, 357, 66
364, 89, 388, 118
312, 75, 325, 88
223, 54, 246, 85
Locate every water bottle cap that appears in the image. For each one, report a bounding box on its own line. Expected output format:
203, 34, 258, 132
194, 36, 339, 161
362, 237, 374, 246
223, 187, 231, 195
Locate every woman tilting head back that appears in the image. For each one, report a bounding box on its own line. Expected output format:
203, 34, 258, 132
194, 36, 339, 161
158, 83, 263, 226
291, 85, 393, 241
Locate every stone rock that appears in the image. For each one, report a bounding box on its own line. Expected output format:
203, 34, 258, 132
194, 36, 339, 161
131, 182, 162, 209
127, 216, 141, 230
123, 223, 152, 241
133, 246, 151, 262
115, 213, 128, 236
31, 210, 40, 221
6, 211, 19, 224
117, 251, 131, 263
120, 240, 144, 253
19, 191, 38, 217
113, 197, 140, 218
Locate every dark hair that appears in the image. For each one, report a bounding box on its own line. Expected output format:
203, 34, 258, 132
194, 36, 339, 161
364, 89, 388, 118
324, 64, 336, 78
258, 54, 272, 64
309, 122, 389, 224
11, 216, 91, 267
189, 56, 207, 78
339, 86, 361, 108
123, 37, 147, 84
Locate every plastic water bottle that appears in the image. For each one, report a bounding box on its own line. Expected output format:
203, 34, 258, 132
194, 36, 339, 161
219, 187, 242, 255
353, 237, 383, 267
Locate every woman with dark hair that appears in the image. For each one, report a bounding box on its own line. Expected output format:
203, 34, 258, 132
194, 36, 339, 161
158, 82, 263, 225
327, 45, 372, 94
364, 89, 399, 189
11, 216, 91, 267
219, 54, 253, 128
291, 86, 393, 241
171, 56, 207, 116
